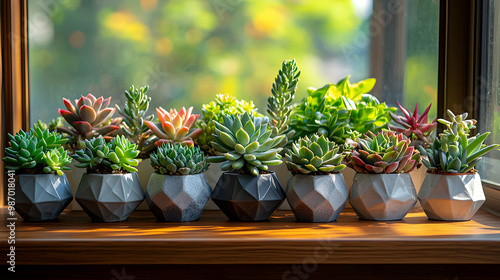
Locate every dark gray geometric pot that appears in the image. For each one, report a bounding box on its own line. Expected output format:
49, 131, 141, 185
286, 173, 348, 223
211, 172, 285, 221
349, 173, 417, 221
145, 173, 211, 222
14, 174, 73, 222
418, 173, 485, 221
76, 173, 144, 222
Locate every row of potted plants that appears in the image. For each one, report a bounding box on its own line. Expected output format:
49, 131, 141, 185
4, 59, 499, 223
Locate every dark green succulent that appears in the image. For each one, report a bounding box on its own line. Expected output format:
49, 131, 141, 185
72, 135, 141, 173
207, 112, 284, 176
417, 110, 499, 174
150, 142, 208, 175
286, 134, 345, 174
116, 85, 156, 155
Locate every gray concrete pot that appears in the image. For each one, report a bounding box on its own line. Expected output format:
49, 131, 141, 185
349, 173, 417, 221
75, 173, 144, 222
145, 173, 211, 222
286, 173, 348, 222
211, 172, 285, 221
418, 173, 485, 221
14, 174, 73, 222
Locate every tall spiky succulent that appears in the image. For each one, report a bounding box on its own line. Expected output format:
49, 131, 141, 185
195, 93, 262, 155
347, 130, 421, 174
390, 102, 437, 145
267, 59, 300, 149
150, 142, 209, 175
207, 112, 284, 176
144, 106, 202, 148
116, 85, 156, 156
417, 110, 499, 174
72, 135, 141, 173
58, 93, 122, 150
286, 134, 345, 174
3, 127, 71, 175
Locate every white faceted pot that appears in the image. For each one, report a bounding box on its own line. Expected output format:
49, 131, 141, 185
349, 173, 417, 221
76, 173, 145, 222
418, 173, 485, 221
286, 173, 348, 223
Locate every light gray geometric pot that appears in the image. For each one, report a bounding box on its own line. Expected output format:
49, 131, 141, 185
418, 173, 485, 221
286, 173, 348, 222
211, 172, 285, 221
145, 173, 211, 222
14, 174, 73, 222
76, 173, 144, 222
349, 173, 417, 221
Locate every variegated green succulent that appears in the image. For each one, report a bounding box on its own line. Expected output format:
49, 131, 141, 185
417, 110, 499, 173
347, 130, 421, 174
286, 134, 345, 174
150, 142, 208, 175
207, 112, 284, 176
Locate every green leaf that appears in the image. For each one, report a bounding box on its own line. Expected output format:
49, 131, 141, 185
235, 129, 250, 146
220, 131, 237, 147
299, 147, 314, 161
245, 141, 259, 153
466, 132, 489, 157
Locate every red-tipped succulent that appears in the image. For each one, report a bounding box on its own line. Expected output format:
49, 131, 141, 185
389, 102, 437, 145
57, 93, 121, 150
144, 106, 202, 147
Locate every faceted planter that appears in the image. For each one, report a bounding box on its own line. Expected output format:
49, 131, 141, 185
418, 173, 485, 221
349, 173, 417, 221
76, 173, 144, 222
286, 173, 348, 223
15, 174, 73, 222
145, 173, 211, 222
211, 172, 285, 221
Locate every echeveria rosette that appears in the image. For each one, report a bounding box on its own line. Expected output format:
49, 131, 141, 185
144, 106, 202, 148
150, 142, 209, 175
417, 110, 499, 174
347, 130, 421, 174
286, 134, 345, 174
42, 147, 72, 176
390, 102, 437, 145
207, 112, 284, 176
57, 93, 122, 150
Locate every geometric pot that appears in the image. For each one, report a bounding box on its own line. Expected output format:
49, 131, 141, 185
75, 173, 144, 222
286, 173, 348, 222
145, 173, 211, 222
349, 173, 417, 221
14, 174, 73, 222
211, 172, 285, 221
418, 172, 485, 221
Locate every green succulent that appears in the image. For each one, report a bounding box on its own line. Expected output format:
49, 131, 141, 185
286, 134, 345, 174
195, 93, 263, 155
267, 59, 300, 149
72, 135, 141, 173
3, 127, 71, 175
115, 85, 156, 155
34, 116, 65, 132
207, 112, 284, 176
150, 142, 209, 175
417, 110, 499, 174
347, 130, 421, 174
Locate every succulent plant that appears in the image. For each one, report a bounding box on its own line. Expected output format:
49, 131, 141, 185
267, 59, 300, 149
195, 93, 263, 155
34, 117, 65, 132
417, 110, 499, 174
3, 127, 71, 175
144, 106, 202, 148
72, 135, 141, 173
390, 102, 437, 145
150, 142, 209, 175
207, 112, 284, 176
57, 93, 122, 150
347, 130, 421, 174
115, 85, 156, 155
285, 134, 345, 174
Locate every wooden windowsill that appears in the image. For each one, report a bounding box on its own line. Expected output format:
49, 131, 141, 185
2, 208, 500, 265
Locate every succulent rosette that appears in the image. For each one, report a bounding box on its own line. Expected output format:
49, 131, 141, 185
150, 142, 209, 175
390, 102, 437, 145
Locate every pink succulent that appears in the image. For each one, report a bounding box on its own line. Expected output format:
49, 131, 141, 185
389, 102, 437, 144
144, 106, 202, 147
